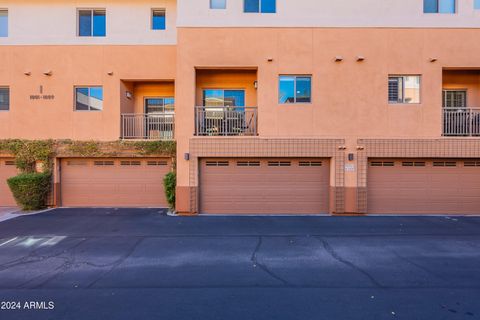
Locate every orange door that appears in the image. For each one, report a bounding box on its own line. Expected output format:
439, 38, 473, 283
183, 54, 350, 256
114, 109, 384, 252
367, 159, 480, 214
200, 158, 330, 215
0, 159, 17, 207
61, 158, 171, 207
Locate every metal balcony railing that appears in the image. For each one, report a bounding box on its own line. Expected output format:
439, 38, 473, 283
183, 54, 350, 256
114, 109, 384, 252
443, 107, 480, 137
195, 106, 258, 136
121, 113, 175, 140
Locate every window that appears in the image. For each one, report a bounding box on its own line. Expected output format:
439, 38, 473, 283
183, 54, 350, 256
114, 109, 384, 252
78, 9, 106, 37
388, 76, 421, 104
475, 0, 480, 9
244, 0, 276, 13
0, 10, 7, 37
203, 90, 245, 107
145, 97, 174, 113
279, 76, 312, 104
75, 87, 103, 111
210, 0, 227, 9
152, 9, 166, 30
424, 0, 456, 13
0, 87, 9, 111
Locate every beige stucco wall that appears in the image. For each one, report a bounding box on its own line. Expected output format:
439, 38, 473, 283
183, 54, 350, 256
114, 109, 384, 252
177, 0, 480, 28
0, 0, 177, 45
174, 27, 480, 205
0, 45, 176, 140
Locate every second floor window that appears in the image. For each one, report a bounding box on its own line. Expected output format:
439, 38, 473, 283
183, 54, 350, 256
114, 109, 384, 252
244, 0, 276, 13
388, 76, 421, 104
210, 0, 227, 9
0, 10, 7, 37
78, 9, 106, 37
475, 0, 480, 9
152, 9, 166, 30
279, 76, 312, 104
0, 87, 9, 111
424, 0, 456, 13
75, 87, 103, 111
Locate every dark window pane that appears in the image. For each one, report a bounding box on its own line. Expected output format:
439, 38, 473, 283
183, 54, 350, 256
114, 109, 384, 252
296, 77, 311, 103
224, 90, 245, 107
279, 76, 295, 104
152, 9, 166, 30
0, 10, 8, 37
261, 0, 276, 13
424, 0, 438, 13
0, 88, 9, 111
93, 10, 106, 37
244, 0, 260, 12
78, 10, 92, 36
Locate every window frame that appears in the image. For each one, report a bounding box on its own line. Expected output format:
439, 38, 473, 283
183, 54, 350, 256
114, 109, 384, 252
202, 89, 246, 107
244, 0, 276, 13
388, 75, 422, 105
210, 0, 227, 9
423, 0, 457, 14
74, 86, 104, 112
0, 86, 9, 111
144, 96, 175, 114
77, 8, 106, 37
278, 75, 312, 105
0, 9, 8, 38
151, 8, 166, 30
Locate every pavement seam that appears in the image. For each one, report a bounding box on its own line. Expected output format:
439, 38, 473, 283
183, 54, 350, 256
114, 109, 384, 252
316, 236, 384, 289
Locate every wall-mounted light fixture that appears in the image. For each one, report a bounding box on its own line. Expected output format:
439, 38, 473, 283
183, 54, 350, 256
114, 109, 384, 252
267, 57, 274, 62
338, 146, 347, 150
429, 58, 438, 63
348, 153, 355, 161
43, 70, 53, 76
356, 146, 365, 151
107, 71, 114, 76
125, 91, 133, 99
184, 153, 190, 161
253, 81, 258, 89
356, 56, 365, 62
335, 56, 344, 62
24, 71, 31, 76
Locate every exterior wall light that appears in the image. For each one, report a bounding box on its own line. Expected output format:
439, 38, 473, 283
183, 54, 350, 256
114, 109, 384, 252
43, 70, 53, 76
334, 56, 344, 62
356, 146, 365, 150
184, 153, 190, 161
107, 71, 114, 76
125, 91, 133, 99
356, 56, 365, 62
24, 71, 31, 76
429, 58, 438, 63
254, 81, 258, 89
267, 57, 274, 62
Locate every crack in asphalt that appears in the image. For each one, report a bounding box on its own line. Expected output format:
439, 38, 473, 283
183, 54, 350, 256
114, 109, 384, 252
250, 236, 290, 286
390, 249, 449, 282
316, 236, 384, 288
86, 238, 144, 289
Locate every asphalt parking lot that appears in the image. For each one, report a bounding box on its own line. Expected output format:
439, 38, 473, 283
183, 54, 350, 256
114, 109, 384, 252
0, 208, 479, 320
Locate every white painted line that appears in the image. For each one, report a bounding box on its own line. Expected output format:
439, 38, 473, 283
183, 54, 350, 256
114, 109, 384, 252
0, 237, 18, 247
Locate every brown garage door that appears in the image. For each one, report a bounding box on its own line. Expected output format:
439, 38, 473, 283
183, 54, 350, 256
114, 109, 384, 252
61, 158, 171, 207
200, 158, 330, 215
368, 159, 480, 214
0, 159, 17, 207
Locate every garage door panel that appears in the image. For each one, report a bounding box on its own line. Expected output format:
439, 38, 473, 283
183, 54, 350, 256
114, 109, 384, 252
0, 159, 17, 207
368, 159, 480, 214
200, 158, 329, 215
61, 158, 169, 207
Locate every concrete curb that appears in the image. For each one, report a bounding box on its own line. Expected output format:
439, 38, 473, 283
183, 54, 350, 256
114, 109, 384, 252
0, 208, 56, 223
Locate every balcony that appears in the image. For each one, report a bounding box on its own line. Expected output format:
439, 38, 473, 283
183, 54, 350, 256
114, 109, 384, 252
443, 108, 480, 137
121, 113, 175, 140
195, 106, 258, 136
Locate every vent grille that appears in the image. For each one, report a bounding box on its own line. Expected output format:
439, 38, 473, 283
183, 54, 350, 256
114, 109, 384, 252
4, 160, 15, 166
299, 161, 323, 167
268, 161, 291, 167
120, 161, 141, 166
94, 161, 115, 166
147, 160, 168, 166
370, 161, 395, 167
464, 161, 480, 167
402, 161, 426, 167
433, 161, 457, 167
205, 161, 229, 167
237, 161, 261, 167
66, 160, 88, 166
